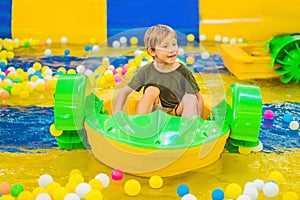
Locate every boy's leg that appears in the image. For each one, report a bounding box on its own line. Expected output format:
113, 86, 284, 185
136, 86, 160, 114
176, 93, 198, 118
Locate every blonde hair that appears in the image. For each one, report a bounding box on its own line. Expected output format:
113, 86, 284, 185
144, 24, 177, 49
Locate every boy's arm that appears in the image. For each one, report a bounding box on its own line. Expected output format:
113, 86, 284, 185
113, 85, 134, 114
196, 92, 204, 118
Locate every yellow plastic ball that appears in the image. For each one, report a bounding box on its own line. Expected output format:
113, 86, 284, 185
67, 69, 77, 74
6, 51, 14, 60
49, 124, 63, 137
187, 34, 195, 42
41, 66, 50, 73
124, 179, 141, 196
18, 190, 34, 200
46, 181, 61, 196
130, 37, 138, 45
36, 83, 46, 92
30, 75, 39, 82
69, 169, 83, 176
0, 195, 15, 200
52, 187, 68, 200
282, 191, 299, 200
47, 79, 57, 89
32, 187, 47, 199
24, 84, 35, 93
68, 173, 84, 184
88, 179, 103, 191
116, 67, 122, 75
225, 183, 243, 199
11, 85, 22, 96
238, 146, 252, 154
149, 175, 163, 189
86, 189, 103, 200
65, 181, 77, 192
186, 56, 195, 65
19, 90, 30, 99
268, 171, 284, 185
16, 68, 25, 74
33, 62, 42, 71
57, 67, 67, 74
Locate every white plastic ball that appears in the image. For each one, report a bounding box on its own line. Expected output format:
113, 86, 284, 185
238, 38, 244, 43
199, 34, 206, 41
243, 187, 258, 200
95, 173, 110, 188
112, 40, 121, 48
244, 182, 256, 190
222, 36, 229, 43
230, 38, 237, 44
27, 67, 36, 75
253, 179, 264, 190
92, 45, 100, 53
76, 65, 86, 74
237, 194, 252, 200
252, 140, 263, 152
38, 174, 53, 188
214, 35, 222, 42
201, 52, 210, 59
44, 49, 52, 57
108, 65, 115, 70
64, 193, 81, 200
84, 69, 93, 76
4, 79, 12, 85
44, 75, 53, 80
134, 49, 144, 57
35, 79, 45, 85
119, 36, 127, 44
181, 193, 197, 200
102, 57, 110, 63
36, 193, 52, 200
44, 68, 53, 76
61, 36, 68, 44
262, 181, 279, 198
7, 67, 16, 72
14, 38, 20, 43
75, 182, 91, 199
178, 48, 185, 56
46, 38, 52, 45
104, 69, 113, 75
289, 121, 299, 130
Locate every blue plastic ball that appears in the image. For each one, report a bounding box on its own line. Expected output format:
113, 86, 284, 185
64, 49, 70, 56
0, 62, 6, 71
212, 188, 224, 200
176, 184, 189, 197
84, 45, 91, 51
283, 113, 293, 123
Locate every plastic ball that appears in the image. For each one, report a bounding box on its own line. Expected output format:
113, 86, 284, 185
38, 174, 53, 188
64, 193, 80, 200
65, 182, 77, 192
289, 121, 299, 130
238, 38, 244, 43
214, 35, 222, 42
85, 189, 103, 200
76, 65, 85, 74
119, 36, 127, 45
46, 39, 52, 45
17, 190, 34, 200
186, 56, 195, 65
84, 69, 93, 76
24, 41, 30, 48
201, 52, 210, 59
283, 113, 293, 123
130, 37, 138, 45
238, 146, 252, 154
6, 51, 14, 60
252, 140, 263, 152
92, 45, 100, 53
148, 175, 163, 189
44, 49, 52, 57
10, 183, 24, 197
114, 75, 122, 83
69, 169, 82, 176
64, 49, 70, 56
236, 194, 251, 200
225, 183, 242, 199
262, 181, 279, 198
211, 188, 224, 200
263, 110, 274, 120
282, 191, 299, 200
230, 38, 237, 44
187, 34, 195, 42
0, 90, 10, 99
67, 69, 76, 74
36, 193, 51, 200
182, 193, 197, 200
68, 173, 84, 184
46, 181, 61, 196
222, 36, 229, 43
84, 45, 91, 51
88, 179, 103, 191
177, 184, 189, 197
0, 195, 15, 200
253, 179, 264, 190
199, 34, 206, 41
61, 36, 68, 44
0, 182, 11, 195
124, 179, 141, 196
244, 182, 255, 190
268, 171, 284, 185
19, 90, 30, 99
112, 40, 121, 48
32, 187, 47, 199
75, 183, 91, 199
33, 62, 42, 71
111, 169, 124, 181
243, 187, 258, 200
95, 173, 110, 188
52, 187, 69, 200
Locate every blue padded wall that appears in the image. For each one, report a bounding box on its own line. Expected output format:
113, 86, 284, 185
107, 0, 199, 46
0, 0, 12, 38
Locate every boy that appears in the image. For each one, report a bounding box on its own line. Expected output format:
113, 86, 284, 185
113, 24, 203, 118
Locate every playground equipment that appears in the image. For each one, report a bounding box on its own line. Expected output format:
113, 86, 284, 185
220, 34, 300, 83
53, 74, 262, 177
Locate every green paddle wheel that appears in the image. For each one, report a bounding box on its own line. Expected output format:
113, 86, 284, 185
266, 33, 300, 83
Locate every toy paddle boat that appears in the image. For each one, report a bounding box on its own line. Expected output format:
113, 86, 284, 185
220, 34, 300, 83
53, 74, 262, 177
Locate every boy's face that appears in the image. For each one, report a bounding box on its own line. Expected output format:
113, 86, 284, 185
148, 35, 178, 65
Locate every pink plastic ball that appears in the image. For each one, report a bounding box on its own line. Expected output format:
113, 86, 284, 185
114, 75, 122, 83
5, 70, 10, 76
264, 110, 274, 120
121, 67, 127, 75
111, 169, 124, 181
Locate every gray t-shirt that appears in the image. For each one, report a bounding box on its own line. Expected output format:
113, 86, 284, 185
128, 62, 200, 108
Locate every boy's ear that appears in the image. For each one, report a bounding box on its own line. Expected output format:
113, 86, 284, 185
147, 48, 156, 57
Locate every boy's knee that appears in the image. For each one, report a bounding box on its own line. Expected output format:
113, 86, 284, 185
144, 86, 160, 98
182, 93, 197, 105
